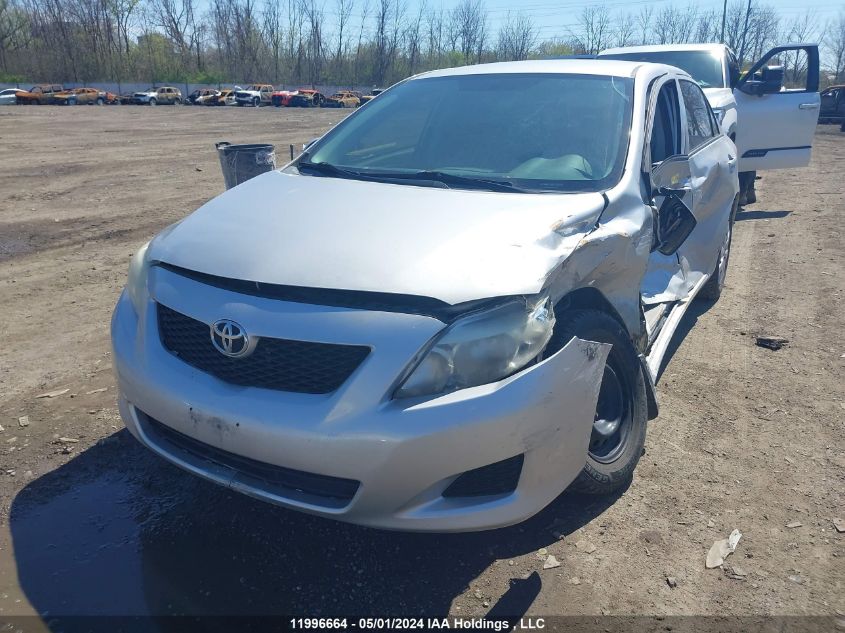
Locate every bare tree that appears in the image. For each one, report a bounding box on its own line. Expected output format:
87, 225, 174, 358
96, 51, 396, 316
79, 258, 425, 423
332, 0, 353, 80
262, 0, 282, 82
614, 11, 636, 48
637, 5, 654, 45
497, 11, 536, 61
782, 10, 823, 87
573, 4, 611, 54
826, 11, 845, 83
450, 0, 486, 64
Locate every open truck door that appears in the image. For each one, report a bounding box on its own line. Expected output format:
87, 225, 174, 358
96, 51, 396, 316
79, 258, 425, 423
734, 44, 820, 172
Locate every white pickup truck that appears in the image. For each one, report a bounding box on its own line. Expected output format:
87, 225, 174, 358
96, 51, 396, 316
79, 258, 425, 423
599, 43, 820, 204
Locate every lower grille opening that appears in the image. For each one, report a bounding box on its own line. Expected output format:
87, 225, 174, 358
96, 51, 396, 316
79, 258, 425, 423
442, 454, 524, 498
140, 412, 360, 509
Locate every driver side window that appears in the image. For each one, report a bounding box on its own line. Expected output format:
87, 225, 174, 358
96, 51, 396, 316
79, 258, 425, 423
649, 80, 682, 165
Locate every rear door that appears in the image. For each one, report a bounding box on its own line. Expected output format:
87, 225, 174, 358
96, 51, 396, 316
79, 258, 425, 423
734, 44, 820, 171
677, 78, 738, 285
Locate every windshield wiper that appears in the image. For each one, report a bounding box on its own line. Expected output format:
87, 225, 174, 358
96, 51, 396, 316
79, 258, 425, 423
297, 161, 528, 193
385, 170, 528, 193
297, 160, 362, 178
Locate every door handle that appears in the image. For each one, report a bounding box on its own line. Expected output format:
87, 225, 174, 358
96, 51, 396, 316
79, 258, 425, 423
798, 103, 819, 110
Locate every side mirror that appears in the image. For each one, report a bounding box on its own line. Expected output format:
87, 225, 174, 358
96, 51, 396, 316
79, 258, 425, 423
739, 65, 784, 96
650, 156, 696, 256
651, 155, 691, 194
302, 137, 319, 152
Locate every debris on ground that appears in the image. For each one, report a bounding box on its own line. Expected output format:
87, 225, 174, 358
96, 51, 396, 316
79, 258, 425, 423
575, 540, 597, 554
535, 547, 548, 561
724, 565, 748, 580
786, 520, 803, 529
833, 518, 844, 533
543, 555, 561, 570
0, 424, 4, 432
706, 528, 742, 569
18, 416, 29, 427
788, 574, 803, 584
666, 576, 678, 588
35, 388, 69, 399
85, 387, 108, 395
569, 577, 581, 585
755, 336, 789, 351
55, 437, 79, 444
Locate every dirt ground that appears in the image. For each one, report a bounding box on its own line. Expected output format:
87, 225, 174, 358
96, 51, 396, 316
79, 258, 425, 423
0, 106, 842, 627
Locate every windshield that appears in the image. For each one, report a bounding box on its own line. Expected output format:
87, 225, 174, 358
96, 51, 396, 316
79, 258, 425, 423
303, 73, 633, 193
600, 50, 725, 88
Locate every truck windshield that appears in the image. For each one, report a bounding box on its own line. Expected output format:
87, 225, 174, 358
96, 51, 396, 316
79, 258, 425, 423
302, 73, 633, 194
600, 50, 725, 88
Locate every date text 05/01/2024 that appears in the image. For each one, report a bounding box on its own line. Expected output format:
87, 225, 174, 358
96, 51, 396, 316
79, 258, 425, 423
289, 617, 547, 630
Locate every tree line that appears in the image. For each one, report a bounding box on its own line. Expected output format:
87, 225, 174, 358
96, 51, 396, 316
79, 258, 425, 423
0, 0, 843, 89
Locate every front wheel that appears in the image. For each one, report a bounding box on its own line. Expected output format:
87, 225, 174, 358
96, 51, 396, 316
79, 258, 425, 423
149, 98, 157, 106
252, 97, 260, 107
96, 97, 104, 105
549, 309, 648, 495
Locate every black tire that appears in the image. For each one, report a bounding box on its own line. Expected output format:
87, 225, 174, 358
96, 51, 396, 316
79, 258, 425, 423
149, 98, 157, 106
698, 195, 738, 301
252, 97, 260, 107
549, 309, 648, 495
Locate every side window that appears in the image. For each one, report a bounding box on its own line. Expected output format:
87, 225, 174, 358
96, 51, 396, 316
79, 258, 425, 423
680, 79, 716, 151
649, 80, 683, 165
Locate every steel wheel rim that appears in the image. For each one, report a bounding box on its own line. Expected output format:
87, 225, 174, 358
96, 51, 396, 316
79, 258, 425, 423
589, 360, 631, 463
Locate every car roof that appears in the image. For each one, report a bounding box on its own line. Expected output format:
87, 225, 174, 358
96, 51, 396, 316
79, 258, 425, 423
413, 58, 678, 82
600, 43, 728, 55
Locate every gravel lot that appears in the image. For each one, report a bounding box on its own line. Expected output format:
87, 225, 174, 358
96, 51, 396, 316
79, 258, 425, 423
0, 106, 842, 624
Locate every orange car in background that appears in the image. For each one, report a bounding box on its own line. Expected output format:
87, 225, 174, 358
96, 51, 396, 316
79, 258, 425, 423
15, 84, 64, 105
53, 87, 116, 105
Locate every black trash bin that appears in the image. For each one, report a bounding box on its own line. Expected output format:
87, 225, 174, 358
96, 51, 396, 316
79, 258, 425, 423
216, 142, 277, 190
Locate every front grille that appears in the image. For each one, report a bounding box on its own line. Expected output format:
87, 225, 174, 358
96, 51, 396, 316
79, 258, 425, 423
141, 412, 360, 508
442, 454, 524, 498
157, 303, 370, 394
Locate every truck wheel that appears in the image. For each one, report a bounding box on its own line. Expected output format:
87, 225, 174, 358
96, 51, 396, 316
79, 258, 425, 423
549, 309, 648, 495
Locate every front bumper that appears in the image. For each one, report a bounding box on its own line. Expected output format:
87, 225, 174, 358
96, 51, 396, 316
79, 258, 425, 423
111, 268, 609, 531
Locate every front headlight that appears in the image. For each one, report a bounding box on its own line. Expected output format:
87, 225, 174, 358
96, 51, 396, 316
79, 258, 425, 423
394, 296, 556, 399
126, 241, 151, 314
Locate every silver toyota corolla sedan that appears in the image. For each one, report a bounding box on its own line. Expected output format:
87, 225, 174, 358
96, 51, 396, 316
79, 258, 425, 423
112, 59, 740, 531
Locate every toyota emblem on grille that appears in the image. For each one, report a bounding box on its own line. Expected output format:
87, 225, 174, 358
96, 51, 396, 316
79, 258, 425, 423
210, 319, 252, 358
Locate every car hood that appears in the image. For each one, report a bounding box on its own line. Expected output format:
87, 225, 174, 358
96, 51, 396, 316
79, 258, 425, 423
148, 171, 606, 305
702, 87, 735, 109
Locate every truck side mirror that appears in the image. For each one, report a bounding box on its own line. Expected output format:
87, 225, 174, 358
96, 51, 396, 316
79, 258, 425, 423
740, 65, 784, 96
